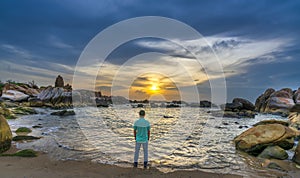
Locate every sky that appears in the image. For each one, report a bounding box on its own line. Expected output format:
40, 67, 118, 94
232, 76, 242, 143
0, 0, 300, 103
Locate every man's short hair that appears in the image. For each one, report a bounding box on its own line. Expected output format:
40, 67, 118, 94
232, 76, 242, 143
139, 110, 145, 116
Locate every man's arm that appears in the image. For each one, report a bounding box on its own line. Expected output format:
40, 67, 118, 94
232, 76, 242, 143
134, 129, 137, 140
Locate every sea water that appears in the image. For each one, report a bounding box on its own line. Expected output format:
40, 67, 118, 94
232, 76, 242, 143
8, 106, 298, 177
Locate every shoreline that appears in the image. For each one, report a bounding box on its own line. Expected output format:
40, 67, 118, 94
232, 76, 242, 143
0, 146, 241, 178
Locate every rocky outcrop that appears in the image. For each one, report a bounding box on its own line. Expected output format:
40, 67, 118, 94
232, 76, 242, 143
0, 115, 12, 153
255, 88, 300, 116
55, 75, 64, 88
234, 123, 299, 156
37, 86, 72, 107
216, 98, 255, 118
2, 83, 39, 97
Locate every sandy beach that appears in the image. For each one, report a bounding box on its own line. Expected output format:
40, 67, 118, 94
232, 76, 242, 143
0, 146, 241, 178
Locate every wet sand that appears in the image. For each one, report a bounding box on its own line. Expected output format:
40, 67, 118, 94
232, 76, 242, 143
0, 146, 241, 178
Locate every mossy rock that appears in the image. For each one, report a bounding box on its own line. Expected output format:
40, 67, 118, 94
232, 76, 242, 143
12, 107, 37, 115
16, 127, 32, 133
0, 115, 13, 153
0, 104, 16, 119
12, 135, 40, 141
1, 149, 37, 157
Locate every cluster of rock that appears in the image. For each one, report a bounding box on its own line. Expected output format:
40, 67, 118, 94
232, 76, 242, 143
255, 88, 300, 116
234, 120, 300, 169
211, 98, 256, 118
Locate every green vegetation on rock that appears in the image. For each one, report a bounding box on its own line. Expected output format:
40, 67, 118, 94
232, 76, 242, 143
1, 149, 37, 157
0, 115, 12, 153
12, 135, 40, 141
12, 107, 37, 115
16, 127, 32, 133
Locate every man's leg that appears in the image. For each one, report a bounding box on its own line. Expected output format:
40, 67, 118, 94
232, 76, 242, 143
134, 142, 141, 167
142, 142, 148, 168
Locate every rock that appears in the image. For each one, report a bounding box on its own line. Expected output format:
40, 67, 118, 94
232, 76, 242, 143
265, 96, 294, 114
253, 120, 289, 127
255, 88, 275, 112
0, 115, 12, 153
50, 110, 75, 116
1, 101, 19, 108
220, 102, 243, 111
11, 107, 37, 115
199, 100, 215, 108
234, 123, 299, 155
2, 83, 39, 97
293, 142, 300, 164
16, 127, 32, 133
37, 86, 72, 107
288, 112, 300, 130
0, 103, 16, 119
262, 159, 290, 171
28, 97, 44, 107
1, 149, 38, 157
293, 88, 300, 104
290, 104, 300, 113
55, 75, 64, 87
32, 125, 43, 129
258, 146, 288, 160
1, 90, 29, 102
211, 110, 255, 118
233, 98, 255, 111
12, 135, 40, 141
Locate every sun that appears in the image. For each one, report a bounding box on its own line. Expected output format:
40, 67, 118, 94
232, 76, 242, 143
150, 84, 159, 92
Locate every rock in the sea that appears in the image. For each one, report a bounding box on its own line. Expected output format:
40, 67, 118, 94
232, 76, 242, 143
55, 75, 64, 87
211, 110, 255, 118
50, 110, 75, 116
16, 127, 32, 133
220, 102, 243, 111
1, 90, 29, 102
12, 135, 40, 141
233, 98, 255, 111
234, 123, 299, 155
258, 146, 288, 160
0, 115, 12, 153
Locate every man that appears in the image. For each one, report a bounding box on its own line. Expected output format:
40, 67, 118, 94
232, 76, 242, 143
133, 110, 150, 168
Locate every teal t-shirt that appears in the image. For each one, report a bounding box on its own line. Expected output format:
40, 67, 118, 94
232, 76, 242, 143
133, 118, 150, 143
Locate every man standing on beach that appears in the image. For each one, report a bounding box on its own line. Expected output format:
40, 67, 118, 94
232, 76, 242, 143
133, 110, 150, 168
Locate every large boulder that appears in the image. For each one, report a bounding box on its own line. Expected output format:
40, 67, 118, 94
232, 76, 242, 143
1, 90, 29, 102
255, 88, 295, 115
0, 115, 12, 153
234, 123, 299, 155
233, 98, 255, 111
55, 75, 64, 87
